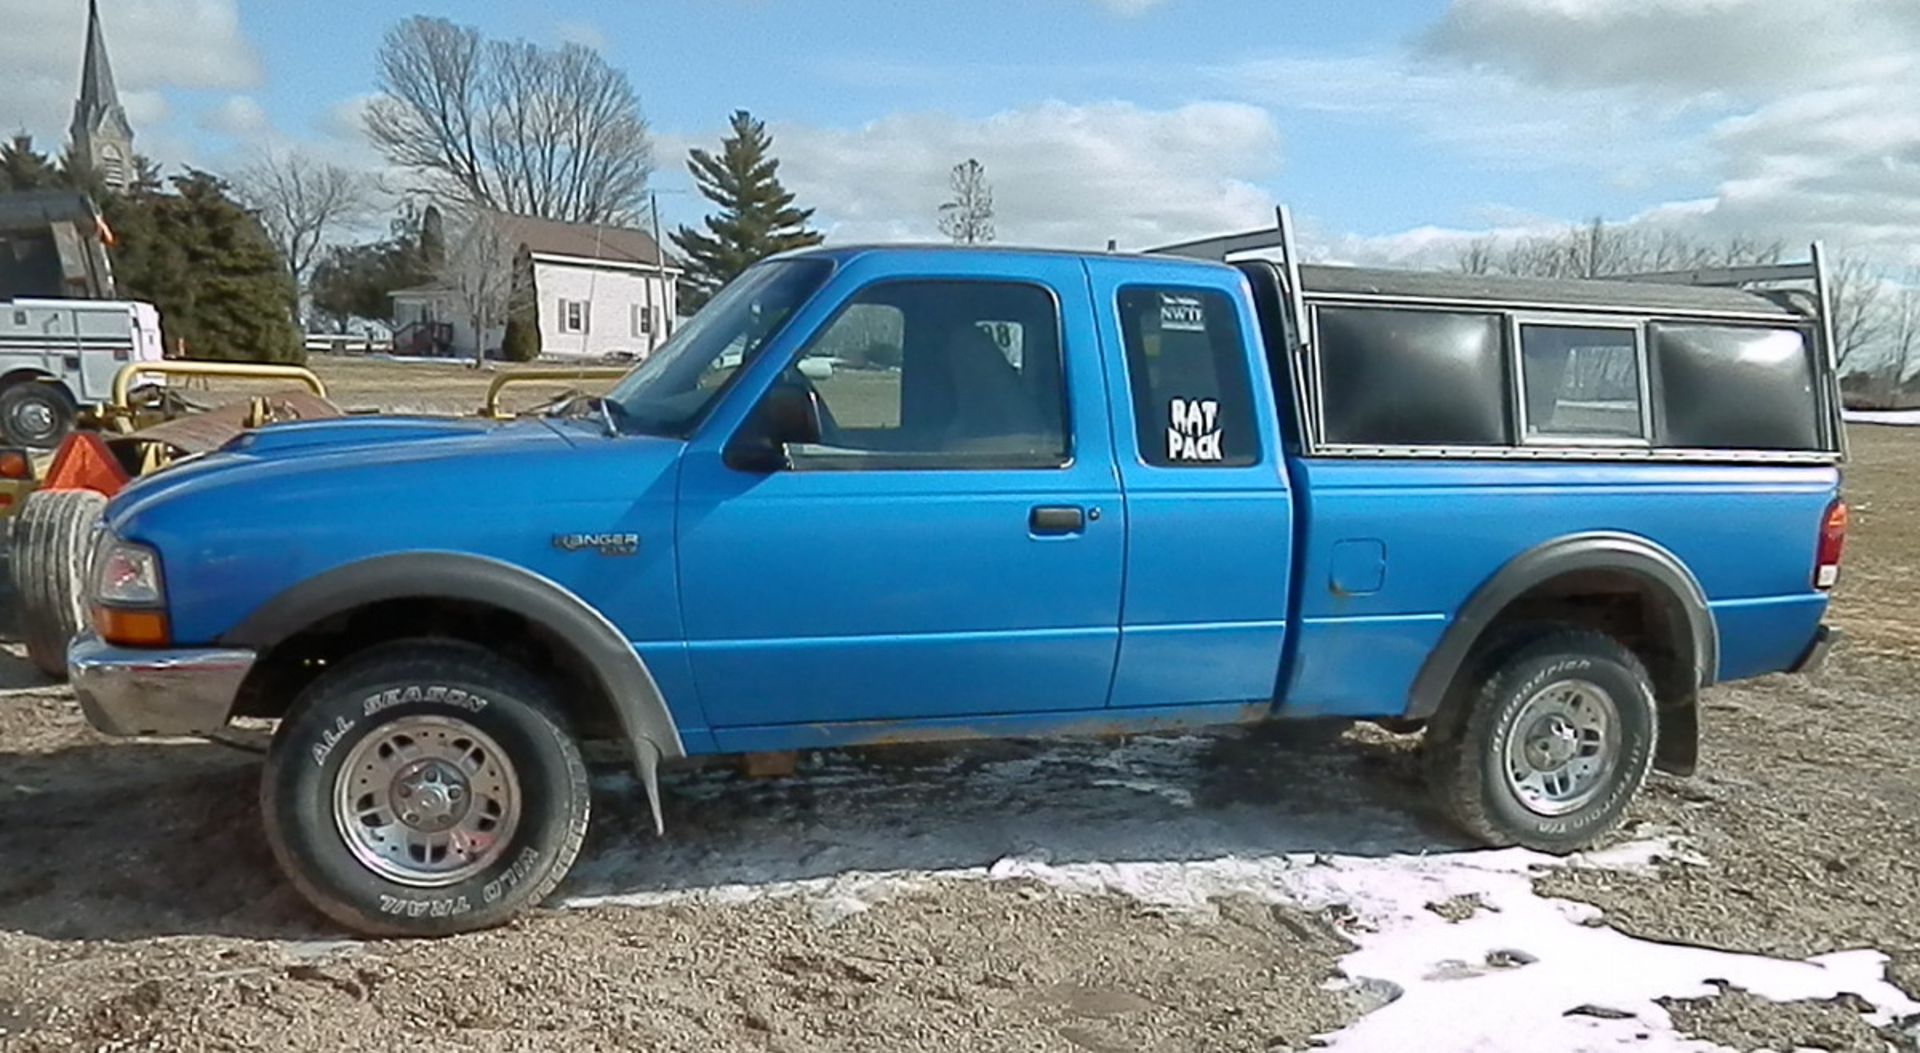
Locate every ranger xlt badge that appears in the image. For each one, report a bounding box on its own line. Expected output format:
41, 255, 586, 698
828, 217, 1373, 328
552, 532, 640, 557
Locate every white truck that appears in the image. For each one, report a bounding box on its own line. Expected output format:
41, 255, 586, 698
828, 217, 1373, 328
0, 298, 165, 447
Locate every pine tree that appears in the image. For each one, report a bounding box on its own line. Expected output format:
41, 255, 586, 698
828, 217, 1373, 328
1, 135, 61, 192
310, 208, 435, 326
419, 204, 447, 269
501, 247, 541, 362
670, 110, 822, 311
108, 170, 301, 362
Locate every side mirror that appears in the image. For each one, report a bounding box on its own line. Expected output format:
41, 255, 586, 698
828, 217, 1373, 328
724, 382, 822, 473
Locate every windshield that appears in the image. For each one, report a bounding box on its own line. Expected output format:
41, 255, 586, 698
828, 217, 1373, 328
605, 258, 834, 436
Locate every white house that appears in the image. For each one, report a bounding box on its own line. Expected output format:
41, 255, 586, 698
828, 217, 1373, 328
391, 214, 683, 361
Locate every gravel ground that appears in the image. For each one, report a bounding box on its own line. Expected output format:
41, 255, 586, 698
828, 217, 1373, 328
3, 388, 1918, 1050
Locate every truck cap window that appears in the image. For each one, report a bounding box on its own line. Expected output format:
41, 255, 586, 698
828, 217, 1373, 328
1117, 287, 1258, 467
1519, 325, 1644, 441
785, 280, 1068, 470
1317, 306, 1509, 447
605, 259, 833, 437
1651, 324, 1822, 451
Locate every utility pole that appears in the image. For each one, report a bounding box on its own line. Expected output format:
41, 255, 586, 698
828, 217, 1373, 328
650, 191, 670, 344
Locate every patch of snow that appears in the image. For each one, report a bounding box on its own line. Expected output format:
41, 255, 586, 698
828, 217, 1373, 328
557, 728, 1915, 1050
1845, 408, 1920, 426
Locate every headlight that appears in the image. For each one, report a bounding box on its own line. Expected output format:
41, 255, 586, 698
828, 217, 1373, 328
94, 537, 165, 607
91, 535, 171, 647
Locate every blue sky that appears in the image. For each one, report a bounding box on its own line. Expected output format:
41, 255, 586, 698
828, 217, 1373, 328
6, 0, 1917, 265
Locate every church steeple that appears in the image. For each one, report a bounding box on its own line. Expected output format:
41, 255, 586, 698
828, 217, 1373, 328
71, 0, 135, 192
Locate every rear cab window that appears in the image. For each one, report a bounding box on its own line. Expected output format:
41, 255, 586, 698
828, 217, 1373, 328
1116, 287, 1260, 467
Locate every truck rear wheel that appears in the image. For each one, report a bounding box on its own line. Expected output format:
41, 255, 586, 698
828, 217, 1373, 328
10, 488, 108, 680
1426, 628, 1657, 852
261, 640, 591, 937
0, 382, 76, 449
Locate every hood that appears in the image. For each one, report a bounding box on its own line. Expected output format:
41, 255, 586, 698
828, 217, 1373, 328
107, 415, 656, 534
103, 414, 689, 647
226, 415, 508, 459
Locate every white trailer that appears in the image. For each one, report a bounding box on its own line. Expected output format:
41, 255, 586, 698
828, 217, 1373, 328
0, 298, 164, 447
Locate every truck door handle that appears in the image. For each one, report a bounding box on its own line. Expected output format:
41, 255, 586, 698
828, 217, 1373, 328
1029, 506, 1086, 536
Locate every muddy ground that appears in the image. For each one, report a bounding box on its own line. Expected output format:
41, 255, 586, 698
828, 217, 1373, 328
2, 380, 1918, 1050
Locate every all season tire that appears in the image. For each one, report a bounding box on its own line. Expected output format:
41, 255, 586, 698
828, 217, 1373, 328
1426, 627, 1657, 852
0, 382, 76, 449
10, 488, 108, 680
261, 640, 591, 937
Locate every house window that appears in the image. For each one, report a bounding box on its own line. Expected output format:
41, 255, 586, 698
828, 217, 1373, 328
631, 304, 652, 337
559, 299, 588, 334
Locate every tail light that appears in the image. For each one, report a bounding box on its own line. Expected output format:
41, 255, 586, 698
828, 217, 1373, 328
1814, 498, 1847, 590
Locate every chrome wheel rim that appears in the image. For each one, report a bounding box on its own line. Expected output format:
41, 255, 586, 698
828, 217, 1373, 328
12, 401, 55, 442
332, 716, 521, 887
1502, 678, 1621, 817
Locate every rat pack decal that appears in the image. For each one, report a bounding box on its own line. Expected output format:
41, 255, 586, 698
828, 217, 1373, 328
1167, 397, 1224, 462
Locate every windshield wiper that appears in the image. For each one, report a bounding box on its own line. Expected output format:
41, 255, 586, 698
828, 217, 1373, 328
547, 394, 624, 437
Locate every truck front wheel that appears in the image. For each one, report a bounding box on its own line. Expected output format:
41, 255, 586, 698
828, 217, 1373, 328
1426, 628, 1657, 852
261, 641, 591, 936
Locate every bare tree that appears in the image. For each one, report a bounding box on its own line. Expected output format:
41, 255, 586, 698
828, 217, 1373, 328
235, 150, 379, 322
1885, 269, 1920, 401
365, 16, 652, 224
1827, 255, 1887, 373
438, 209, 531, 367
1466, 219, 1783, 281
938, 159, 995, 245
1455, 237, 1497, 276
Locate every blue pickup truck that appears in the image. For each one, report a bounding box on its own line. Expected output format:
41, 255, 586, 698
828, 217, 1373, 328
69, 213, 1848, 935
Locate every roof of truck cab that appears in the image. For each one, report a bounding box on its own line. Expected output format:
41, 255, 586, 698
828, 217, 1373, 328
1297, 264, 1798, 319
781, 246, 1803, 320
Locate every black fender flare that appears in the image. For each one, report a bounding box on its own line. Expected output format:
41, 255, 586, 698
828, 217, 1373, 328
224, 552, 683, 830
1407, 532, 1719, 720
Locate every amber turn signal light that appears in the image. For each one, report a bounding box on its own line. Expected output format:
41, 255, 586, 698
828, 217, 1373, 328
94, 606, 170, 647
0, 449, 31, 480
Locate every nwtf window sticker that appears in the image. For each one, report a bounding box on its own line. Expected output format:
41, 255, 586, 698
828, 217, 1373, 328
1160, 294, 1207, 333
1168, 398, 1224, 462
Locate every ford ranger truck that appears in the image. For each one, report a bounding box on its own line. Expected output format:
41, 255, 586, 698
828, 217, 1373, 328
70, 219, 1846, 935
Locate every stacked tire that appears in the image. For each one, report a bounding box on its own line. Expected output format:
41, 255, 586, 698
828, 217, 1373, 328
8, 489, 107, 680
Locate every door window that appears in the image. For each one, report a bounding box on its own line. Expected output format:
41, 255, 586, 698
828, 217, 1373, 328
1117, 287, 1260, 467
785, 281, 1068, 469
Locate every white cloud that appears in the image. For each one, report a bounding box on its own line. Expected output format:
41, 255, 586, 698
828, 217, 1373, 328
1220, 0, 1920, 268
555, 18, 609, 53
758, 101, 1281, 250
317, 94, 377, 146
1217, 54, 1697, 176
1419, 0, 1920, 265
0, 0, 260, 165
1423, 0, 1920, 101
120, 90, 170, 128
200, 95, 272, 139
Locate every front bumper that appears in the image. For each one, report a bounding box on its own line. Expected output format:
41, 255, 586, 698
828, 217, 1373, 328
69, 632, 257, 737
1789, 623, 1840, 675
